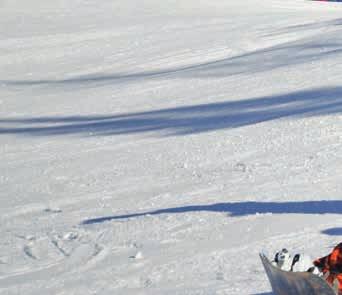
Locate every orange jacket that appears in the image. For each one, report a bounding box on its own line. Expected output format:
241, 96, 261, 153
314, 243, 342, 275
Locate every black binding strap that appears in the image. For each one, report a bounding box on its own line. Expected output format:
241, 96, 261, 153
291, 254, 300, 271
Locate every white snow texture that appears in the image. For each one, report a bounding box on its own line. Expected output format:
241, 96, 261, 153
1, 0, 342, 294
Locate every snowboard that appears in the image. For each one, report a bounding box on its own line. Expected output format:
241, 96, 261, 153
260, 253, 336, 295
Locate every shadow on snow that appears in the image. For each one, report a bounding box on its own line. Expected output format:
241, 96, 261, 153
82, 200, 342, 225
1, 27, 342, 87
321, 227, 342, 236
1, 87, 342, 137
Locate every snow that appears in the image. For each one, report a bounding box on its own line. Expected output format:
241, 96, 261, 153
1, 0, 342, 294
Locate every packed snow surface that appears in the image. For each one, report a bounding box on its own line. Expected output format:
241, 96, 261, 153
1, 0, 342, 294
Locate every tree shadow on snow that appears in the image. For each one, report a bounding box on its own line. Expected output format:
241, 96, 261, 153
265, 18, 342, 38
1, 29, 342, 87
81, 200, 342, 225
1, 87, 342, 137
321, 227, 342, 236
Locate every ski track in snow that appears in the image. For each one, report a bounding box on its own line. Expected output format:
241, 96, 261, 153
1, 0, 342, 294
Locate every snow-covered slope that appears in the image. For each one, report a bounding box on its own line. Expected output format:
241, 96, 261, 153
1, 0, 342, 294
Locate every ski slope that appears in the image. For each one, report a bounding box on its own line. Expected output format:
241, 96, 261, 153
1, 0, 342, 294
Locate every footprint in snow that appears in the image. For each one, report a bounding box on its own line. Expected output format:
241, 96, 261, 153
130, 251, 143, 259
44, 207, 62, 214
23, 245, 37, 260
